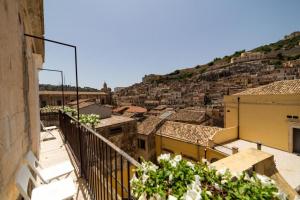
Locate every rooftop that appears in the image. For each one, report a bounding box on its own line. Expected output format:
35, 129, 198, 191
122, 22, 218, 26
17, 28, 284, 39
234, 79, 300, 96
214, 139, 300, 189
155, 121, 222, 146
137, 116, 163, 135
167, 109, 206, 124
113, 106, 147, 114
39, 91, 107, 95
211, 148, 273, 173
95, 115, 135, 128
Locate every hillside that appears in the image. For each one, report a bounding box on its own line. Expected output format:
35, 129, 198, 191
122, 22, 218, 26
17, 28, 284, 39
142, 32, 300, 84
39, 84, 99, 92
114, 32, 300, 114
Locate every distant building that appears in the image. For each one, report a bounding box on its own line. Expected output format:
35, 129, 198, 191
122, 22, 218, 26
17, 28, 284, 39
95, 115, 137, 158
39, 91, 110, 107
39, 82, 113, 107
230, 52, 266, 64
114, 87, 126, 92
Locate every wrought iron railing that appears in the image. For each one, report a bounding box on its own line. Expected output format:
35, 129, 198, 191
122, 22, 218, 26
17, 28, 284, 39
40, 111, 60, 127
59, 111, 139, 200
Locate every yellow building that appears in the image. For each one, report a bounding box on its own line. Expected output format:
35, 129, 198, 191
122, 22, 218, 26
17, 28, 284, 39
155, 121, 227, 163
224, 79, 300, 153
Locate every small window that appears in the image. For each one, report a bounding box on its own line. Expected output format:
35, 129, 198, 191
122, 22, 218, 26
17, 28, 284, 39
138, 139, 146, 150
110, 127, 122, 135
41, 101, 47, 108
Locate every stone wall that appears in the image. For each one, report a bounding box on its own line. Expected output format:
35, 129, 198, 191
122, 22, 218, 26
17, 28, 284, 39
0, 0, 44, 199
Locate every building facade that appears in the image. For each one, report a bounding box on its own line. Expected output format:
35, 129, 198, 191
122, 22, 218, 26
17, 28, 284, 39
224, 80, 300, 153
39, 90, 111, 107
0, 0, 44, 199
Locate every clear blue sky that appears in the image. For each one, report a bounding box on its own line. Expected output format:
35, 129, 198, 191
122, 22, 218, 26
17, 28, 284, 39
39, 0, 300, 90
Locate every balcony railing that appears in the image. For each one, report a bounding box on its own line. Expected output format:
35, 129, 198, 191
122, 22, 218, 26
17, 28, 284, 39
59, 111, 139, 200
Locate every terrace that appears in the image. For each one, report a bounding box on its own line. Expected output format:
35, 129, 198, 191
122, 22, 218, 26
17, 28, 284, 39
39, 111, 139, 200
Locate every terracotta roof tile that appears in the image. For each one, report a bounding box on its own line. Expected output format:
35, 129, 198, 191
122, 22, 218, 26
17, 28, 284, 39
168, 110, 206, 124
234, 80, 300, 95
155, 121, 222, 146
138, 116, 163, 135
113, 106, 147, 114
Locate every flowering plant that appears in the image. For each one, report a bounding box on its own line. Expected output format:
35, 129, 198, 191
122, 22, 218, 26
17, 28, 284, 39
131, 154, 287, 200
78, 114, 100, 128
63, 106, 77, 116
40, 105, 62, 113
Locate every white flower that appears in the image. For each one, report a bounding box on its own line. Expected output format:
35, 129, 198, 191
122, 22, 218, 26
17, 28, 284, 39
206, 191, 212, 197
256, 174, 273, 186
170, 160, 177, 168
173, 155, 182, 163
130, 174, 138, 184
187, 161, 195, 169
214, 183, 221, 190
138, 192, 147, 200
194, 175, 201, 185
201, 158, 210, 165
221, 179, 227, 185
148, 163, 158, 172
243, 173, 251, 181
154, 193, 162, 200
157, 153, 171, 163
169, 174, 173, 182
231, 171, 242, 178
142, 174, 149, 183
168, 195, 178, 200
216, 168, 227, 176
273, 191, 287, 200
185, 189, 202, 200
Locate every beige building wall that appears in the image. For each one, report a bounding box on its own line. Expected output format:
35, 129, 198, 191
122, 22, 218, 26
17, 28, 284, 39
155, 135, 227, 163
224, 95, 300, 152
0, 0, 44, 199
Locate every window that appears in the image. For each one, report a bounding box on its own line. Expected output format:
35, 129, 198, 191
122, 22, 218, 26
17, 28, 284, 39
110, 127, 122, 135
57, 100, 62, 106
41, 101, 47, 108
138, 139, 146, 150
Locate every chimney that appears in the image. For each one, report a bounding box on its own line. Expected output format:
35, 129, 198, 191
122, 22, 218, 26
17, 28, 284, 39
257, 141, 262, 150
232, 146, 239, 154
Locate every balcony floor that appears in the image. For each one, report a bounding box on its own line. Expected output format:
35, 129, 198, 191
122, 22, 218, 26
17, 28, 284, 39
39, 129, 92, 200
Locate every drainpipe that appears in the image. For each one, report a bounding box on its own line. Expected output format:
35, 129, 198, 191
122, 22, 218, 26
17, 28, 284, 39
237, 97, 240, 139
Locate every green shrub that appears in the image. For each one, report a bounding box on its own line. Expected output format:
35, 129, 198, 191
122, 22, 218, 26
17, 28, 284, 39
131, 154, 287, 200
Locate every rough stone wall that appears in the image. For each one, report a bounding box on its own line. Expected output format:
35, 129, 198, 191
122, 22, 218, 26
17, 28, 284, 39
0, 0, 44, 199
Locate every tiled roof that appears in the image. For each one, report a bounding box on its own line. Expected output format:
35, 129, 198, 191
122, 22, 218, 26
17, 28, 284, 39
234, 80, 300, 95
68, 99, 93, 106
113, 106, 147, 114
168, 109, 206, 124
138, 116, 163, 135
155, 121, 222, 146
39, 91, 107, 95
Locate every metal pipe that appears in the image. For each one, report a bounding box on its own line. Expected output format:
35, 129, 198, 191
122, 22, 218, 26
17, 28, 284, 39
237, 97, 240, 138
38, 68, 64, 109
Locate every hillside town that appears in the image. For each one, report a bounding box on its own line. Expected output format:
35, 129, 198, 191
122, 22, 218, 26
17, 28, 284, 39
113, 33, 300, 127
1, 0, 300, 199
